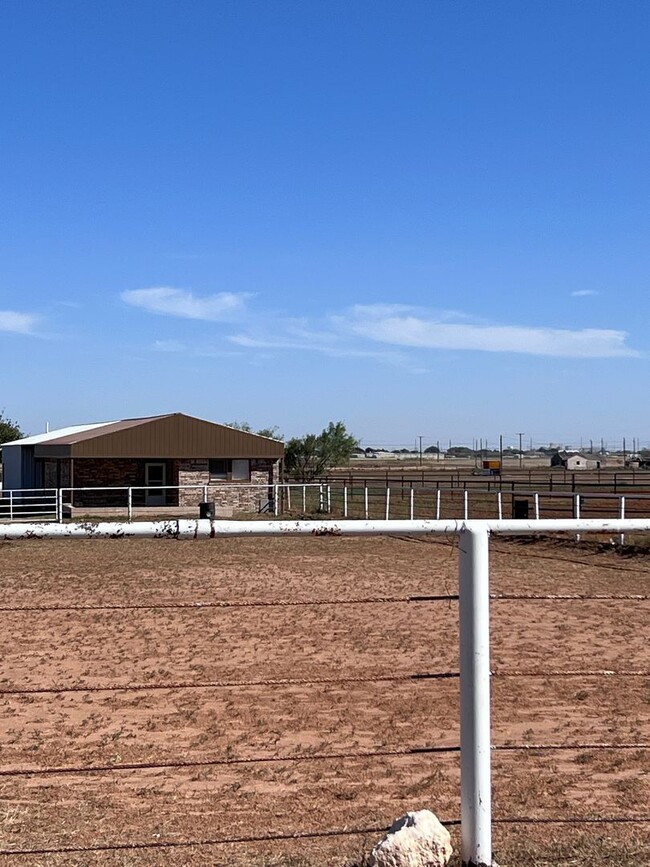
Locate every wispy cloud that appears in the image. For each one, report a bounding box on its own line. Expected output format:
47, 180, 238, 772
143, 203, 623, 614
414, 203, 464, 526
571, 289, 599, 297
152, 338, 241, 359
127, 289, 639, 361
122, 287, 249, 321
342, 304, 638, 359
229, 317, 409, 362
0, 310, 37, 334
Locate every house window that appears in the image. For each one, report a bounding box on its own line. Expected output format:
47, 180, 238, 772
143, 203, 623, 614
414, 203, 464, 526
209, 459, 250, 482
231, 459, 250, 481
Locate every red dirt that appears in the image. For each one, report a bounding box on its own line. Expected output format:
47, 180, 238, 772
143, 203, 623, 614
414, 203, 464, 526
0, 535, 648, 866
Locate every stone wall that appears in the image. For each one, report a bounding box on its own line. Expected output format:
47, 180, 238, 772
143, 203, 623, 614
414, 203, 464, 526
178, 458, 279, 513
65, 456, 279, 513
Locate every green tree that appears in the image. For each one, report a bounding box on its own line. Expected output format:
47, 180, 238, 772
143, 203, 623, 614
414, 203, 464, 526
225, 421, 283, 440
256, 426, 283, 440
446, 446, 476, 457
0, 410, 23, 445
284, 421, 359, 480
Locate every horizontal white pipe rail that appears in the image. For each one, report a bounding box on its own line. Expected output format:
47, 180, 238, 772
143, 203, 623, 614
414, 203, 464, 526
0, 484, 326, 523
2, 516, 650, 866
2, 517, 650, 539
0, 490, 58, 522
3, 483, 650, 525
335, 485, 650, 526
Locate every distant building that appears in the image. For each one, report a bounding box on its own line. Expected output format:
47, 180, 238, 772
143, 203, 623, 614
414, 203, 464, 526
550, 450, 603, 471
1, 413, 284, 513
625, 455, 650, 469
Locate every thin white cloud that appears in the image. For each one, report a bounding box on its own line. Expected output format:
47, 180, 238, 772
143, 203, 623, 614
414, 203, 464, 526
153, 339, 185, 352
229, 331, 402, 360
152, 338, 242, 359
122, 287, 249, 321
0, 310, 37, 334
229, 316, 410, 362
341, 305, 638, 359
571, 290, 599, 297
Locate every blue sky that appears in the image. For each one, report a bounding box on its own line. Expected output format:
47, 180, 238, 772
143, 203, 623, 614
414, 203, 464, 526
1, 0, 649, 449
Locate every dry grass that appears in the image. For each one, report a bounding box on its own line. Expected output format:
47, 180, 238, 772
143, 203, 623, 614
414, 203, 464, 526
0, 535, 648, 866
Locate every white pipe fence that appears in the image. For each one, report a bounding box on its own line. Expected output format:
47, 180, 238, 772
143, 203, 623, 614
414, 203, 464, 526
335, 485, 650, 526
0, 489, 58, 522
1, 515, 650, 867
0, 483, 326, 522
3, 483, 650, 529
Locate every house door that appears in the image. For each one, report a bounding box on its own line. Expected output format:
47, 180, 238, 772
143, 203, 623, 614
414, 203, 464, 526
145, 462, 166, 506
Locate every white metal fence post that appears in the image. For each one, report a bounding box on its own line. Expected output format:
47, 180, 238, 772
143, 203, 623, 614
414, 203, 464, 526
57, 488, 63, 522
319, 485, 324, 512
497, 491, 502, 521
302, 485, 306, 512
9, 490, 13, 522
464, 489, 469, 520
274, 485, 279, 516
344, 485, 348, 518
127, 488, 133, 522
385, 487, 390, 520
409, 487, 414, 520
459, 523, 492, 867
436, 488, 441, 520
364, 485, 369, 519
620, 496, 625, 547
534, 492, 540, 520
327, 485, 331, 514
575, 493, 581, 541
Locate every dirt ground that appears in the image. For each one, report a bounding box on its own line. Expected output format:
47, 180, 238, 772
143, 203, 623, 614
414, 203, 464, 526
0, 534, 648, 866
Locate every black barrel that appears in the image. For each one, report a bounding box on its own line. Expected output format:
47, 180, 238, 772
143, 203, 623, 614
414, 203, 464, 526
199, 501, 216, 519
513, 499, 529, 519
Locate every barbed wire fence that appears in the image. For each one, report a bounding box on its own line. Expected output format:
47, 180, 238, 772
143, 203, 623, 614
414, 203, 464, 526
0, 518, 649, 865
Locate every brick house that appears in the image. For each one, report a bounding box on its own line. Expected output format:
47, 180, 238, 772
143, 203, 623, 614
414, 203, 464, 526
1, 413, 284, 514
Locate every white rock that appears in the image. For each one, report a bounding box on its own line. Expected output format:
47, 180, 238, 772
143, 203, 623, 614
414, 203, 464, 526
368, 810, 453, 867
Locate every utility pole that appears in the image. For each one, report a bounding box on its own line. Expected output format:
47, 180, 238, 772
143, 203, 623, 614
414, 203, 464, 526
418, 435, 423, 467
517, 432, 525, 470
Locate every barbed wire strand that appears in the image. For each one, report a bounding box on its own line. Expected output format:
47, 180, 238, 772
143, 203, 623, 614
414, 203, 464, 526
0, 742, 647, 779
389, 533, 650, 575
491, 669, 650, 677
0, 825, 394, 857
2, 668, 649, 697
0, 671, 457, 696
493, 816, 650, 825
1, 592, 648, 614
0, 745, 458, 777
0, 595, 413, 613
2, 816, 650, 857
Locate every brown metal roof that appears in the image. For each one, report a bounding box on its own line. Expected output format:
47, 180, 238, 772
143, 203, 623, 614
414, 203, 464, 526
44, 416, 169, 446
39, 414, 284, 459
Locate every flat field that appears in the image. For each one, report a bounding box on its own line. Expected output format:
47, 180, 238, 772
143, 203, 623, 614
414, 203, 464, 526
0, 535, 648, 866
